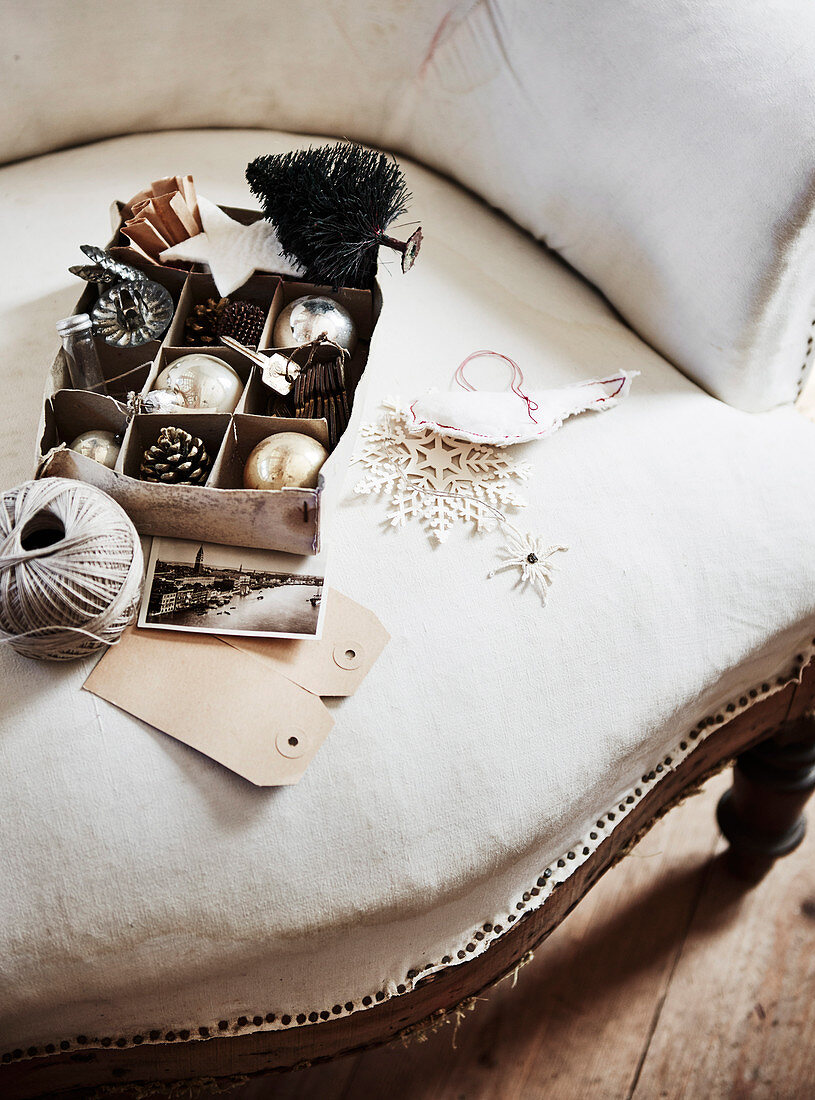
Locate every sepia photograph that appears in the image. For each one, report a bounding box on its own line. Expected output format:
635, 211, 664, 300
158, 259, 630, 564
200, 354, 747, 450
138, 537, 327, 639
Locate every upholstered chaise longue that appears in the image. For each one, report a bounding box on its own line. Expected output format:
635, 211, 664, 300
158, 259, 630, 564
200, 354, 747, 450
2, 1, 815, 1095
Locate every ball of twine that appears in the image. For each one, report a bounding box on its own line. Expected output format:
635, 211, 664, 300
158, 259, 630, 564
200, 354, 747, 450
0, 478, 143, 661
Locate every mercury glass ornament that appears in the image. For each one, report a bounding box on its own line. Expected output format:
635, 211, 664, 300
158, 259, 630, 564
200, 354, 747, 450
91, 279, 174, 348
152, 354, 243, 414
272, 296, 357, 357
243, 432, 328, 490
68, 429, 121, 469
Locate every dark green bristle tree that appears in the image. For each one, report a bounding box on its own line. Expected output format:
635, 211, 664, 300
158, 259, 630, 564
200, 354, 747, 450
246, 142, 421, 289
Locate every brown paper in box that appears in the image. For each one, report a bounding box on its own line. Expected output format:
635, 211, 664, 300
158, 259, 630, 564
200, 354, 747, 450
144, 196, 188, 246
220, 588, 389, 697
84, 628, 334, 786
121, 218, 170, 260
122, 176, 201, 245
167, 191, 200, 238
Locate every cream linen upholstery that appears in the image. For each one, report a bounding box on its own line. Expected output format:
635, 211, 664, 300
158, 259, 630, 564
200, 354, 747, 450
2, 131, 815, 1055
4, 1, 815, 411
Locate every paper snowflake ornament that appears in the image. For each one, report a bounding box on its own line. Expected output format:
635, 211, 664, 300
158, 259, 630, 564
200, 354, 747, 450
160, 196, 304, 295
352, 401, 530, 543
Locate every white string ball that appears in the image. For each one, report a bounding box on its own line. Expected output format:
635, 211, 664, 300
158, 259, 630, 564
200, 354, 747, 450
0, 478, 143, 661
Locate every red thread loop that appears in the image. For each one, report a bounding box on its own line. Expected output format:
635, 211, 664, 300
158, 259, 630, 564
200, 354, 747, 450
454, 350, 538, 423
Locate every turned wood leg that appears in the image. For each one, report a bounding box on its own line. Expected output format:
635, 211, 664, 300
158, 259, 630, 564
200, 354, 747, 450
717, 716, 815, 882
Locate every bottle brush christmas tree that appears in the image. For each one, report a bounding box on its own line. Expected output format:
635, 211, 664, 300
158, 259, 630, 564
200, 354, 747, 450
246, 142, 422, 289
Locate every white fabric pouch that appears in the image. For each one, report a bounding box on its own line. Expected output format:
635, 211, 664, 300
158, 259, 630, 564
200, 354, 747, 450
407, 355, 637, 446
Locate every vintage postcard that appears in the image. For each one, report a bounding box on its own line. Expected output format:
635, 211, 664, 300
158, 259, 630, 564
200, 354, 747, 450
138, 537, 327, 640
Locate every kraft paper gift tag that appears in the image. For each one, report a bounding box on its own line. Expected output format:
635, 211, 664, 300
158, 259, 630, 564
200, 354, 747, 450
84, 628, 333, 786
219, 588, 390, 697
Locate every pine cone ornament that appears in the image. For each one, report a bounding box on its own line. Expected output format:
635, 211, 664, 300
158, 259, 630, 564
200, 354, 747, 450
184, 297, 227, 346
217, 299, 266, 349
140, 427, 212, 485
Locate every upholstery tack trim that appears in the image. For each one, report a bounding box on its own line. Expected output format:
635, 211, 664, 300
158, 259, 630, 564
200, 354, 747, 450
795, 316, 815, 400
4, 641, 814, 1065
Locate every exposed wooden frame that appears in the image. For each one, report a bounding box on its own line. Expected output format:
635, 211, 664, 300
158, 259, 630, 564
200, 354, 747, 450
4, 662, 814, 1100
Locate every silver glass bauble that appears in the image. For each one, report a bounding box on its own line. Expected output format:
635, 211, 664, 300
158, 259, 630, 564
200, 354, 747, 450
243, 432, 328, 490
272, 296, 357, 357
68, 429, 121, 469
152, 354, 243, 414
91, 279, 174, 348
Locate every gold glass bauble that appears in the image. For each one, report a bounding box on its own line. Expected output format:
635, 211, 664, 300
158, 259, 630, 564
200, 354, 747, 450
152, 354, 243, 414
243, 432, 329, 491
273, 296, 357, 357
68, 429, 121, 469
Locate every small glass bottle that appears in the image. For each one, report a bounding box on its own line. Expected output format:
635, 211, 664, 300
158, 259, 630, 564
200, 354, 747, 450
56, 314, 109, 394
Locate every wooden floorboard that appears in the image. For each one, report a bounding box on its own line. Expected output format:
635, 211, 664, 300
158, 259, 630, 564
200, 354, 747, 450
230, 769, 815, 1100
633, 796, 815, 1098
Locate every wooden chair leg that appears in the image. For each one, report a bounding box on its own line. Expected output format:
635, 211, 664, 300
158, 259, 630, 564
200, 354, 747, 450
717, 716, 815, 882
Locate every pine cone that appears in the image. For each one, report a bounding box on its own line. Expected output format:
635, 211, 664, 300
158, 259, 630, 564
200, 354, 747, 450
184, 297, 227, 346
140, 427, 212, 485
217, 299, 266, 349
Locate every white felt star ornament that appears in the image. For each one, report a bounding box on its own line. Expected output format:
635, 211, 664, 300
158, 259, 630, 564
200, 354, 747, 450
160, 196, 304, 295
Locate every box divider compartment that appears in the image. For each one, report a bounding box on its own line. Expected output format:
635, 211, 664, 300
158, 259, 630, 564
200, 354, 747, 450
39, 390, 130, 462
141, 346, 253, 412
121, 413, 232, 483
65, 267, 186, 395
168, 272, 281, 349
213, 414, 329, 490
260, 283, 374, 351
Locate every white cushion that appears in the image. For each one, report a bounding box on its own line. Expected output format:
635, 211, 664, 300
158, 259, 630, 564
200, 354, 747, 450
3, 2, 815, 412
2, 130, 815, 1056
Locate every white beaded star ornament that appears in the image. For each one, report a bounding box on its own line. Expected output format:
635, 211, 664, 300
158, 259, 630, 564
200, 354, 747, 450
488, 527, 568, 603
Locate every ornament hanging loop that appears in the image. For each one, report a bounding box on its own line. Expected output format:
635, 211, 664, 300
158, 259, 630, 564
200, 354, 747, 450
283, 337, 350, 380
454, 350, 539, 424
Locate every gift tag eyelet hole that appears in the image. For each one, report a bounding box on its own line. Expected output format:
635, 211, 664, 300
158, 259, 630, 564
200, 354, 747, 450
276, 728, 307, 758
333, 643, 364, 671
